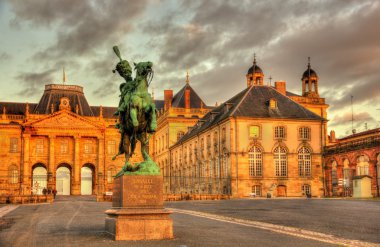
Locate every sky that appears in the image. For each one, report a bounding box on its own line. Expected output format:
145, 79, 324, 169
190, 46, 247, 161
0, 0, 379, 138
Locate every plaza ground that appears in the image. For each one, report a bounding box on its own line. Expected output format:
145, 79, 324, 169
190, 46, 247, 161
0, 197, 379, 247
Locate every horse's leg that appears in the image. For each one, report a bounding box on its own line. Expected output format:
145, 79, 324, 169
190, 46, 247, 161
138, 132, 151, 161
130, 100, 139, 128
149, 102, 157, 132
122, 134, 133, 172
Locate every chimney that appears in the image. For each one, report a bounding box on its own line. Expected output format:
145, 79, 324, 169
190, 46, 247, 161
275, 81, 286, 95
185, 88, 191, 109
330, 130, 336, 143
164, 90, 173, 111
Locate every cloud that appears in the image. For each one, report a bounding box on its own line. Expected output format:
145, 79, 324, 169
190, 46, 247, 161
0, 52, 12, 60
15, 69, 56, 97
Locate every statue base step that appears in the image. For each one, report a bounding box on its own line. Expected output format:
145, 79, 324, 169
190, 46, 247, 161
105, 208, 173, 240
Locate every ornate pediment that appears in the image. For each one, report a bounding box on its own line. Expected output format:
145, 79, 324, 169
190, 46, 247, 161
24, 110, 104, 130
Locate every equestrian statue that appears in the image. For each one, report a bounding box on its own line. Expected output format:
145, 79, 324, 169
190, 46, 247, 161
111, 46, 159, 176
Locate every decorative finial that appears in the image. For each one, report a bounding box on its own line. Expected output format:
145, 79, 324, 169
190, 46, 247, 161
99, 105, 103, 118
63, 67, 67, 85
307, 57, 311, 69
269, 76, 272, 86
2, 106, 6, 119
186, 70, 190, 84
25, 103, 29, 116
253, 53, 256, 64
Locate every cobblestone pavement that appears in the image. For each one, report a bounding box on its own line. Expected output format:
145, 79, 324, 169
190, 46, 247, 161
0, 197, 378, 247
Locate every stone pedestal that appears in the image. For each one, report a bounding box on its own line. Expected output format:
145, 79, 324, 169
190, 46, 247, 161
105, 175, 173, 240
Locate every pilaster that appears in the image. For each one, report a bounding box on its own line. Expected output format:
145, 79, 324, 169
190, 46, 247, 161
48, 135, 56, 189
22, 133, 31, 195
73, 135, 81, 195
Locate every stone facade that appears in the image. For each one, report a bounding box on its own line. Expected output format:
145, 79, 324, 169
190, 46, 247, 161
168, 59, 328, 198
323, 128, 380, 197
0, 84, 144, 198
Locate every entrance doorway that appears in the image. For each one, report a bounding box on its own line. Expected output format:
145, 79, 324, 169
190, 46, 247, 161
32, 164, 47, 195
277, 185, 287, 197
81, 166, 93, 195
56, 166, 71, 195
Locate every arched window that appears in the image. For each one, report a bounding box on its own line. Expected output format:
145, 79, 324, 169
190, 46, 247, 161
343, 159, 350, 188
8, 165, 19, 184
298, 147, 311, 177
248, 146, 262, 177
356, 155, 369, 175
274, 146, 287, 177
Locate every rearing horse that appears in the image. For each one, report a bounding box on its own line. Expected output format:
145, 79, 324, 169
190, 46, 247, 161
112, 54, 157, 174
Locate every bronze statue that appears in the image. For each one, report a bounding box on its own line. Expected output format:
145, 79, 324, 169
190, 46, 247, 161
112, 46, 159, 176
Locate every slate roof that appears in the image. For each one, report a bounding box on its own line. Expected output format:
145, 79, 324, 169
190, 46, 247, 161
91, 106, 117, 118
175, 86, 325, 145
171, 84, 207, 109
154, 100, 164, 111
0, 102, 38, 115
33, 85, 94, 116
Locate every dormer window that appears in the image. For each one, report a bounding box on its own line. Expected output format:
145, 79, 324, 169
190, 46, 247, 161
269, 98, 277, 109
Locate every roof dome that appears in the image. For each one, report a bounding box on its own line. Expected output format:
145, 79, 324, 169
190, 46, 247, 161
247, 57, 264, 75
302, 68, 318, 78
302, 57, 318, 79
247, 64, 263, 74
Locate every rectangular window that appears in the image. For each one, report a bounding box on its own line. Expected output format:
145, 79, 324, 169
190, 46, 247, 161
10, 138, 18, 153
107, 168, 115, 183
249, 126, 260, 138
252, 185, 261, 196
274, 126, 286, 139
36, 139, 44, 154
60, 139, 69, 154
302, 185, 311, 195
84, 140, 93, 154
107, 140, 116, 155
299, 127, 311, 140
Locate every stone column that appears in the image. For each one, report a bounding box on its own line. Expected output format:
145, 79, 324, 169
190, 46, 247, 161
48, 135, 55, 189
97, 136, 105, 197
22, 134, 31, 195
73, 135, 81, 195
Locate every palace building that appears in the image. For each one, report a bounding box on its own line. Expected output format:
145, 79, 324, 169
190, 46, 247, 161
152, 72, 212, 193
324, 128, 380, 197
168, 58, 329, 198
0, 72, 211, 200
0, 83, 142, 199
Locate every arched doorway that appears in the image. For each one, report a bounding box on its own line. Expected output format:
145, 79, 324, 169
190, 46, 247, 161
56, 164, 71, 195
81, 164, 95, 195
32, 163, 47, 195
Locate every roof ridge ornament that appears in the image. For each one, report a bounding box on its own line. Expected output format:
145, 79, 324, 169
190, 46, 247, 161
186, 70, 190, 84
63, 67, 67, 85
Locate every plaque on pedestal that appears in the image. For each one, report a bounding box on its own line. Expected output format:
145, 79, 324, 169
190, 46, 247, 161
105, 175, 173, 240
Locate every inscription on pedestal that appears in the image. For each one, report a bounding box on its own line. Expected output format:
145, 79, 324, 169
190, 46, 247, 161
112, 175, 163, 208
